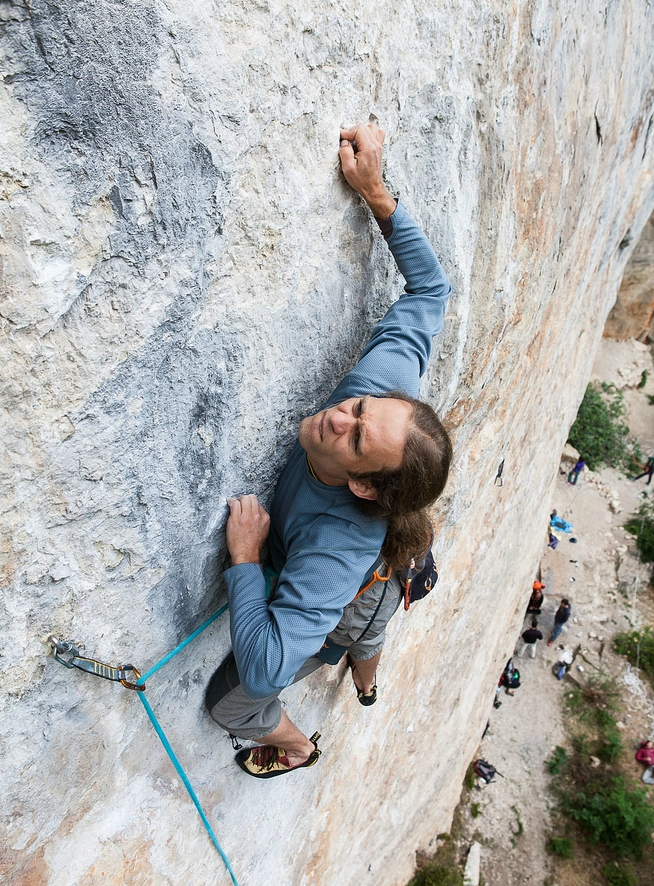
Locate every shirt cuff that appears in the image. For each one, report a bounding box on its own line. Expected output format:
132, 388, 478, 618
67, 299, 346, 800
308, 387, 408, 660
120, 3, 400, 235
374, 199, 398, 238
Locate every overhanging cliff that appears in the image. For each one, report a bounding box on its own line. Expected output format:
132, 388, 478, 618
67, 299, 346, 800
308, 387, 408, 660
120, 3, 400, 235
2, 2, 654, 884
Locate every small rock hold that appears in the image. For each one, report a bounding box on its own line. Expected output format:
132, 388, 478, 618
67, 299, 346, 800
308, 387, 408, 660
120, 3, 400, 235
590, 756, 601, 768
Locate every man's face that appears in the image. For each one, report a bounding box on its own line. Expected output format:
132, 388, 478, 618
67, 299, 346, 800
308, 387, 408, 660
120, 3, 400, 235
298, 396, 412, 495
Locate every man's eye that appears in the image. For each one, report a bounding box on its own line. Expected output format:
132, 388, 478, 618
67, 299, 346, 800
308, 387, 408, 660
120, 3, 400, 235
355, 399, 363, 416
353, 434, 360, 452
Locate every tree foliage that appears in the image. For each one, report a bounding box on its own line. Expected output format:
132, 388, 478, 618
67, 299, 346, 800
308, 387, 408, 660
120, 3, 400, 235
563, 778, 654, 858
614, 626, 654, 687
624, 497, 654, 564
567, 383, 634, 472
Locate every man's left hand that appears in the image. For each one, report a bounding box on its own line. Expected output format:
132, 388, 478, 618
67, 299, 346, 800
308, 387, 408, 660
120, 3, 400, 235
226, 495, 270, 565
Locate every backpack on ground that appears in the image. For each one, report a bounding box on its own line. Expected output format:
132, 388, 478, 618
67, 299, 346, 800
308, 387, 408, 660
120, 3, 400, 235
473, 759, 497, 784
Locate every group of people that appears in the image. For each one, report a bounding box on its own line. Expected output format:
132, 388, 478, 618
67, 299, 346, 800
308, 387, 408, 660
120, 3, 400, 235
512, 586, 653, 794
567, 452, 654, 486
516, 581, 572, 658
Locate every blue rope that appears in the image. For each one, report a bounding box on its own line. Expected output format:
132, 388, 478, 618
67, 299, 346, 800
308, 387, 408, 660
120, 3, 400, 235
133, 598, 238, 884
137, 692, 239, 886
136, 602, 229, 686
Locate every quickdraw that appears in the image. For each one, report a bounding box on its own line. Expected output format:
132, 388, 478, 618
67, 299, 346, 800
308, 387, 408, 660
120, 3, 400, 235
494, 458, 505, 487
47, 635, 145, 691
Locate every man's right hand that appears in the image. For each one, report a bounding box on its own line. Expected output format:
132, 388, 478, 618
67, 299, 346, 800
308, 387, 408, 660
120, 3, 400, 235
226, 495, 270, 565
339, 123, 397, 219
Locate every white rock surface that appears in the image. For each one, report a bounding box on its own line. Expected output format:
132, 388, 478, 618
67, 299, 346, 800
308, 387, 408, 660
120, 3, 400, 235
2, 2, 654, 885
463, 841, 481, 886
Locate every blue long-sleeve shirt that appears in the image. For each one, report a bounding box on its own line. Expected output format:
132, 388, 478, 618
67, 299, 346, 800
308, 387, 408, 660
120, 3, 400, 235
225, 200, 451, 698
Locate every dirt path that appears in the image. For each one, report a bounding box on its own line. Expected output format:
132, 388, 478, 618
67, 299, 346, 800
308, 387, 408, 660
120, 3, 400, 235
455, 339, 654, 886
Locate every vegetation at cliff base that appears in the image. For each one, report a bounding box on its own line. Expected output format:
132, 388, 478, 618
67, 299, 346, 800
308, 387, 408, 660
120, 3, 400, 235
613, 625, 654, 688
407, 835, 464, 886
567, 382, 639, 472
547, 672, 654, 883
623, 496, 654, 571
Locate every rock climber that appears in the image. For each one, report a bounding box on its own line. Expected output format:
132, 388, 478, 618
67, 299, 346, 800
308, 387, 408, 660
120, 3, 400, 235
205, 121, 453, 778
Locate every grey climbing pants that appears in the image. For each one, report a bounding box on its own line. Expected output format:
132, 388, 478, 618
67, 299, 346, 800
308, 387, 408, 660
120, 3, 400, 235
207, 572, 402, 740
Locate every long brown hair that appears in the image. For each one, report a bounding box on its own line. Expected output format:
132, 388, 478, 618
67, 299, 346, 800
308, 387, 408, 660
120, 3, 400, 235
350, 392, 452, 570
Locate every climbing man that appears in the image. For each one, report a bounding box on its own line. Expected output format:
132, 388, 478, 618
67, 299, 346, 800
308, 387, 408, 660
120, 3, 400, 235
205, 121, 453, 778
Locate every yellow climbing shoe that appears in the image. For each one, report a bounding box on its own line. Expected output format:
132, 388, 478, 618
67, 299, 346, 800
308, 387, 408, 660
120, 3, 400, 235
235, 732, 321, 779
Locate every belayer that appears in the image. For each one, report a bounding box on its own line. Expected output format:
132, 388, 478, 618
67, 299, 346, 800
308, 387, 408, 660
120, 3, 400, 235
206, 121, 453, 778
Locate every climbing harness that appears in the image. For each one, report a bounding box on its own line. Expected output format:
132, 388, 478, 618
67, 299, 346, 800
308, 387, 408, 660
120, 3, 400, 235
48, 636, 145, 691
46, 602, 238, 886
494, 458, 505, 486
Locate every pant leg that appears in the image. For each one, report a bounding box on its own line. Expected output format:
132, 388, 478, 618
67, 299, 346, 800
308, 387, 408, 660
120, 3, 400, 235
517, 642, 527, 657
207, 654, 324, 740
529, 642, 537, 659
550, 622, 563, 642
207, 572, 401, 738
330, 572, 403, 661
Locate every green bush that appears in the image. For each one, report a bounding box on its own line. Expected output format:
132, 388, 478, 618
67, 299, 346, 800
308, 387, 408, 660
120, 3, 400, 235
547, 746, 568, 775
563, 777, 654, 858
602, 862, 637, 886
547, 836, 574, 858
567, 383, 633, 472
463, 764, 476, 791
624, 498, 654, 564
598, 727, 623, 763
408, 864, 463, 886
407, 838, 464, 886
614, 626, 654, 687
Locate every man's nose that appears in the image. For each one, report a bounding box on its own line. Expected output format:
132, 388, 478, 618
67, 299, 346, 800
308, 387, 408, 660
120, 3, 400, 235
330, 408, 354, 435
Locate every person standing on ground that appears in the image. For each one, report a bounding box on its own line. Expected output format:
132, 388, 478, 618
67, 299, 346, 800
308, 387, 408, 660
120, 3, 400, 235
632, 455, 654, 485
518, 618, 543, 658
547, 598, 572, 645
568, 458, 585, 485
527, 580, 545, 614
205, 121, 453, 779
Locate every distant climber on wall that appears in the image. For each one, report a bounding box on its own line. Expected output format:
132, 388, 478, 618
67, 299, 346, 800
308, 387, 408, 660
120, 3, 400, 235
204, 121, 453, 778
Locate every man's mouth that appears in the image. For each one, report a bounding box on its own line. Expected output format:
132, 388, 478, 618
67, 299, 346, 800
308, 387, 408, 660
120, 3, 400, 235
319, 413, 324, 441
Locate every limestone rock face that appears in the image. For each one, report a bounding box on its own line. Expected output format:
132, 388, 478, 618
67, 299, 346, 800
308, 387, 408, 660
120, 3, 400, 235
605, 214, 654, 341
2, 2, 654, 885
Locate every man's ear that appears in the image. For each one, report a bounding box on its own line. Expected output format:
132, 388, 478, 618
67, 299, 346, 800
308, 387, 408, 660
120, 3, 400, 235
347, 479, 378, 501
